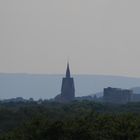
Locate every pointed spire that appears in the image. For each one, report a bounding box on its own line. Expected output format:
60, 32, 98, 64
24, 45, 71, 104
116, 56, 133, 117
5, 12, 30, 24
66, 62, 71, 78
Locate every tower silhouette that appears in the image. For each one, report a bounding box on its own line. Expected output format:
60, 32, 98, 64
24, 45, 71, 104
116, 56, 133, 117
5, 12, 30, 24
61, 62, 75, 101
55, 62, 75, 102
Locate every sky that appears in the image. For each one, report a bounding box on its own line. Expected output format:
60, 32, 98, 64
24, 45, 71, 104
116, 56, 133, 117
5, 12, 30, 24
0, 0, 140, 77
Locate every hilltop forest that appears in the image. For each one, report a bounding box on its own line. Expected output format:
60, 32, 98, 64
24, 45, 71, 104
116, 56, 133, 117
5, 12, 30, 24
1, 100, 140, 139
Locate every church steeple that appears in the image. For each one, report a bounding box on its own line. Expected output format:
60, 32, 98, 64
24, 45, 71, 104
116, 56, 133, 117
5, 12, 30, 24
66, 62, 71, 78
55, 62, 75, 102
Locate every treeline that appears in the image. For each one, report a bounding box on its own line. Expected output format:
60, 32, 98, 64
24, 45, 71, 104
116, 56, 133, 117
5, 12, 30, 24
0, 100, 140, 139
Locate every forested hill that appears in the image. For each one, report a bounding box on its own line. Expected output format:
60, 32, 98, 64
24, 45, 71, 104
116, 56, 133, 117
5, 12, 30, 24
1, 101, 140, 139
1, 73, 140, 99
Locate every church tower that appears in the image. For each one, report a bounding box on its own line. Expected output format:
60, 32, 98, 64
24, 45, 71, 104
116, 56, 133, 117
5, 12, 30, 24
61, 62, 75, 101
54, 62, 75, 102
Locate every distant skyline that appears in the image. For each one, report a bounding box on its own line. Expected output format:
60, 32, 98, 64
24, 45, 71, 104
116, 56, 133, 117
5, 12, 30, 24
1, 0, 140, 77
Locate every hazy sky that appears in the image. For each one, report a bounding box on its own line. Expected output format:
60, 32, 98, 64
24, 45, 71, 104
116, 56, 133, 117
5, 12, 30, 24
1, 0, 140, 77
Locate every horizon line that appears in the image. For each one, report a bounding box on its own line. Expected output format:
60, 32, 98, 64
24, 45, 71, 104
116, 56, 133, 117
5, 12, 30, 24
0, 72, 140, 79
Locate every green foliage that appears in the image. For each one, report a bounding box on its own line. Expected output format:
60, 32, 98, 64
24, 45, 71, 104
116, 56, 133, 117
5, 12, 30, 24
1, 100, 140, 139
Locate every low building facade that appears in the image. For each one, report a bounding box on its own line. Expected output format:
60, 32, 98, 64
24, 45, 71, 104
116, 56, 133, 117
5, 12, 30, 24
103, 87, 132, 104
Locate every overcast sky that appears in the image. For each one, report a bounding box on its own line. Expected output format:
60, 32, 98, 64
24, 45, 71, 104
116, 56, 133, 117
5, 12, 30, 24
0, 0, 140, 77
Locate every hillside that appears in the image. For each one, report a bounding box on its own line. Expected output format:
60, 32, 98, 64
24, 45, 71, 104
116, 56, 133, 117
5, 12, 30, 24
0, 73, 140, 99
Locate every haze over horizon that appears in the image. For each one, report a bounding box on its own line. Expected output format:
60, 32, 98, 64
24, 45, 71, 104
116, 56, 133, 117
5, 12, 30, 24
1, 73, 140, 99
1, 0, 140, 77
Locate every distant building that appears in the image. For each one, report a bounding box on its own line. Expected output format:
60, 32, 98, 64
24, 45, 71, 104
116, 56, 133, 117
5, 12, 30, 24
103, 87, 132, 104
132, 94, 140, 102
55, 63, 75, 102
